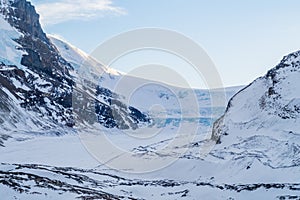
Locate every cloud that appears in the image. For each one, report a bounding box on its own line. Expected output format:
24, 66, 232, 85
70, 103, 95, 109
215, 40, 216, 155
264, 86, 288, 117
34, 0, 126, 26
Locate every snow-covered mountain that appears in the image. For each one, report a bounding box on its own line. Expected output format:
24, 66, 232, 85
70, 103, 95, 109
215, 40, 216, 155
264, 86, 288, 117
211, 50, 300, 169
49, 33, 239, 130
0, 0, 151, 136
2, 0, 300, 199
0, 0, 237, 142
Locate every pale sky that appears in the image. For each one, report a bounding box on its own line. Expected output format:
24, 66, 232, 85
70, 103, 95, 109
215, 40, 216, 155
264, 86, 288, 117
30, 0, 300, 88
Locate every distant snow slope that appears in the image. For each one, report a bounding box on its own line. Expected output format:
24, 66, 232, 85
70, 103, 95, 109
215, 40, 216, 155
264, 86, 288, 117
49, 35, 117, 74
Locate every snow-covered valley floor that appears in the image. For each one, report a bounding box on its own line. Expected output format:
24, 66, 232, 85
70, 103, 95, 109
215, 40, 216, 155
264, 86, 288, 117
1, 123, 300, 200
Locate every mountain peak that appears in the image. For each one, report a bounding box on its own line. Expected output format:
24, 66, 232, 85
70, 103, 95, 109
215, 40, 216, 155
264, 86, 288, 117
281, 50, 300, 63
266, 50, 300, 79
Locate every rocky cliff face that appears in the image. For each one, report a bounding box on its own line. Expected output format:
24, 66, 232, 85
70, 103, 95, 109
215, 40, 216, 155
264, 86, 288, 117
211, 50, 300, 168
3, 0, 74, 81
0, 0, 74, 129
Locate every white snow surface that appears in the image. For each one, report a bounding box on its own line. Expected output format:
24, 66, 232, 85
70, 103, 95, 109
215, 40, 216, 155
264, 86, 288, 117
0, 14, 24, 68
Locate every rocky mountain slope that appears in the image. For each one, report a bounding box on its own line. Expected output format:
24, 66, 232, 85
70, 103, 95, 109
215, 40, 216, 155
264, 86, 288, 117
0, 0, 74, 130
0, 0, 150, 139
